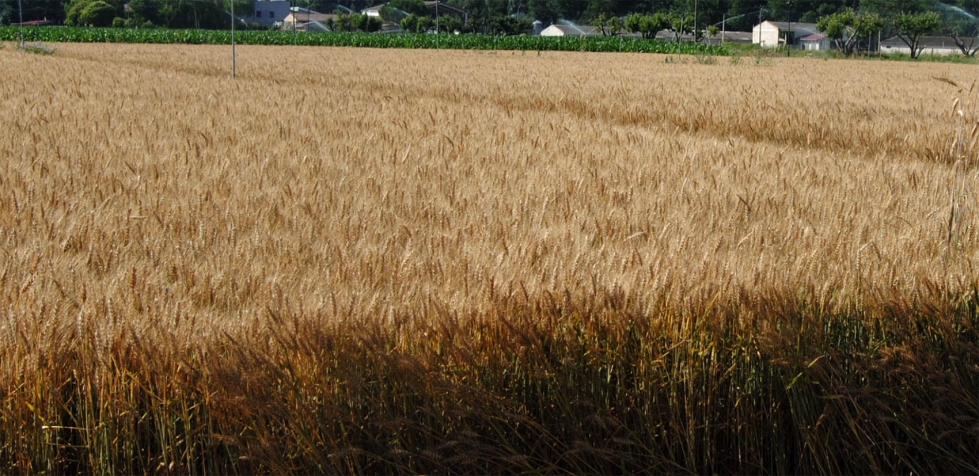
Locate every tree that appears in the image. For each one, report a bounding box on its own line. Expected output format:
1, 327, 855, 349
626, 12, 667, 39
894, 11, 941, 57
66, 0, 119, 25
607, 15, 623, 35
583, 0, 614, 20
487, 15, 531, 34
555, 0, 586, 21
767, 0, 791, 20
666, 13, 693, 41
358, 13, 384, 31
416, 14, 434, 31
694, 0, 728, 29
127, 0, 160, 25
950, 30, 979, 55
939, 7, 979, 56
527, 0, 559, 24
400, 12, 419, 30
591, 13, 612, 35
335, 12, 354, 30
861, 0, 936, 16
121, 0, 246, 29
706, 24, 719, 38
79, 0, 116, 25
436, 14, 463, 33
816, 8, 885, 56
400, 13, 435, 32
338, 12, 381, 31
1, 0, 70, 24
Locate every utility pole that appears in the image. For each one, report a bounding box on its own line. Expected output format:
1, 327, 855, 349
231, 0, 236, 78
787, 14, 791, 56
17, 0, 23, 49
757, 8, 763, 45
693, 0, 697, 42
722, 13, 726, 44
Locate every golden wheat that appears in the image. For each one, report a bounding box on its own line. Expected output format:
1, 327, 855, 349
2, 44, 975, 328
0, 42, 976, 473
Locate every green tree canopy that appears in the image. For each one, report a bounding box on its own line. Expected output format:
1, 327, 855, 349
65, 0, 119, 26
487, 15, 532, 34
1, 0, 69, 24
527, 0, 560, 24
350, 12, 383, 31
861, 0, 936, 15
399, 11, 417, 30
122, 0, 249, 29
79, 0, 116, 25
583, 0, 615, 20
666, 12, 693, 41
435, 14, 463, 32
625, 12, 668, 39
816, 8, 885, 56
894, 10, 941, 57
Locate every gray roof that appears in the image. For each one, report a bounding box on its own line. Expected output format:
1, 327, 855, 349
759, 21, 820, 37
653, 30, 753, 43
715, 31, 753, 43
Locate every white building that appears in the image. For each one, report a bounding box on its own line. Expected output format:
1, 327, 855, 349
282, 11, 338, 31
244, 0, 291, 26
798, 32, 832, 50
752, 21, 819, 48
362, 5, 383, 17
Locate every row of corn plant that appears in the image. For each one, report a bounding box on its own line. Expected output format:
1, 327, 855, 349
0, 26, 728, 54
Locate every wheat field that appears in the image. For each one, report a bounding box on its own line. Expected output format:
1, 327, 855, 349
1, 43, 978, 473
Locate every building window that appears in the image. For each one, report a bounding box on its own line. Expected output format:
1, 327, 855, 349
256, 11, 262, 17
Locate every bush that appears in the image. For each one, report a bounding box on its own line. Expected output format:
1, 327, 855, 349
400, 13, 419, 32
79, 0, 117, 27
20, 42, 55, 54
363, 15, 383, 32
350, 14, 378, 32
436, 15, 462, 34
487, 15, 532, 35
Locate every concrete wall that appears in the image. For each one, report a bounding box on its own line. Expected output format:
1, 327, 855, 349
881, 44, 958, 56
752, 22, 781, 47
